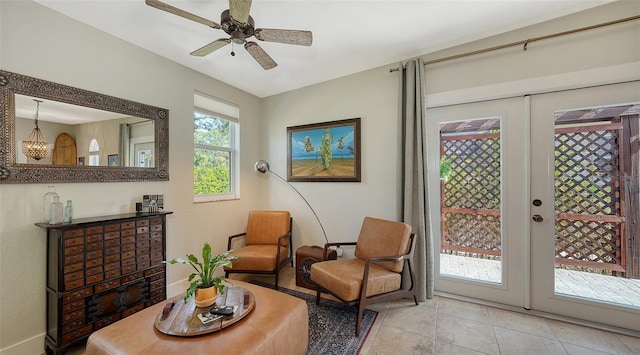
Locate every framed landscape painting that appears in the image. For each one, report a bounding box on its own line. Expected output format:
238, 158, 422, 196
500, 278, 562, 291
287, 118, 361, 182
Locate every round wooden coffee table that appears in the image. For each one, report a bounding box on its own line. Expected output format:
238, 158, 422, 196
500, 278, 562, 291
154, 285, 255, 336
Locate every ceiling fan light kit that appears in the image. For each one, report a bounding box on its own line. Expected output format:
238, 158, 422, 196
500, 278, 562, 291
146, 0, 313, 70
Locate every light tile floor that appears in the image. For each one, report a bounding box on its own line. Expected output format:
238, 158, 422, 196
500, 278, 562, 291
66, 266, 640, 355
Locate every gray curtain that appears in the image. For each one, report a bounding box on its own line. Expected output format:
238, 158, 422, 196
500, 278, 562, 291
400, 59, 433, 300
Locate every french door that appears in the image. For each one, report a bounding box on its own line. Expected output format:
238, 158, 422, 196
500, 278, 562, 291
428, 82, 639, 332
428, 97, 528, 307
529, 82, 640, 331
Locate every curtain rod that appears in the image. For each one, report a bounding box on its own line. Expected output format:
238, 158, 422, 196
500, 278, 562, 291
390, 14, 640, 72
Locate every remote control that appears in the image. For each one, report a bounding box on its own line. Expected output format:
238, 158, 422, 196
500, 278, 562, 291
210, 306, 236, 315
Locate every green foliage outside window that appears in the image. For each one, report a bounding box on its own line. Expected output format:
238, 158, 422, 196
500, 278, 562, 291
194, 113, 232, 195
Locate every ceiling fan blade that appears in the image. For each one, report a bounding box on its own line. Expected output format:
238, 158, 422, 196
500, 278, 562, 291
146, 0, 221, 29
254, 28, 312, 46
229, 0, 252, 25
244, 42, 277, 70
190, 39, 231, 57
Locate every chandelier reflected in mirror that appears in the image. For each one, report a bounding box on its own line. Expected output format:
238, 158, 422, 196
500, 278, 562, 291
22, 99, 50, 160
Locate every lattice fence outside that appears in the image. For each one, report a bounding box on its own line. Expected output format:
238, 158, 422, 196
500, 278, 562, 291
554, 126, 624, 272
440, 133, 502, 258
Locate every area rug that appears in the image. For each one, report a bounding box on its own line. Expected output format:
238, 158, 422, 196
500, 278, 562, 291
250, 280, 378, 355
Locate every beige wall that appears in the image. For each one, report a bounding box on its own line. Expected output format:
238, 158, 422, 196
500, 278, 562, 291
0, 2, 264, 353
260, 0, 639, 248
1, 0, 638, 353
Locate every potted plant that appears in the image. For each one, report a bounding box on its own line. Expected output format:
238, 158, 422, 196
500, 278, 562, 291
165, 242, 239, 307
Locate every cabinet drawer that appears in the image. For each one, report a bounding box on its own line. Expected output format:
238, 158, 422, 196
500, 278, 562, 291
150, 224, 163, 232
62, 299, 85, 313
105, 269, 121, 279
94, 314, 120, 330
85, 226, 103, 235
104, 254, 120, 263
104, 223, 120, 232
64, 262, 83, 274
86, 274, 104, 285
121, 264, 136, 275
86, 266, 103, 277
65, 254, 84, 265
121, 221, 135, 229
104, 261, 120, 272
65, 279, 85, 291
64, 271, 84, 283
144, 265, 165, 276
63, 229, 83, 238
95, 279, 120, 293
121, 236, 135, 244
136, 245, 150, 254
121, 228, 135, 237
122, 272, 143, 284
135, 219, 149, 227
105, 246, 120, 255
64, 237, 84, 247
121, 257, 136, 267
136, 226, 149, 234
86, 234, 103, 243
104, 231, 120, 240
62, 287, 92, 303
85, 258, 103, 268
150, 217, 163, 225
85, 250, 103, 260
62, 308, 85, 323
61, 324, 92, 344
86, 241, 103, 251
64, 245, 84, 256
121, 243, 135, 253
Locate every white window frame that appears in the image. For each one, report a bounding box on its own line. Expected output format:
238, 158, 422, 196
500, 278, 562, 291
193, 92, 240, 203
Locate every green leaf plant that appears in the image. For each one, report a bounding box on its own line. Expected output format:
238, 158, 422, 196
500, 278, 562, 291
164, 242, 239, 303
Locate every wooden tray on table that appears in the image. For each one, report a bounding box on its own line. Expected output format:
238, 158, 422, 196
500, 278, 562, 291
154, 285, 255, 336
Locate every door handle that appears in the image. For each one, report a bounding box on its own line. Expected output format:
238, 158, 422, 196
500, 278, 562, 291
532, 214, 544, 223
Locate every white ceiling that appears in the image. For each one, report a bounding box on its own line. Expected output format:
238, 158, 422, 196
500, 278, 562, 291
34, 0, 611, 98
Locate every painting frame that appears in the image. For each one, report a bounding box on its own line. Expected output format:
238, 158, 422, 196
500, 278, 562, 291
108, 154, 119, 167
287, 117, 361, 182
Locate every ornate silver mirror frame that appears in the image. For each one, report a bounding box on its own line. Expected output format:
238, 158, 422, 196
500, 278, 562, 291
0, 70, 169, 183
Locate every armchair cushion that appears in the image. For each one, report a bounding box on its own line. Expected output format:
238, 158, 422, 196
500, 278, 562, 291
354, 217, 412, 273
311, 258, 401, 301
245, 210, 291, 245
229, 245, 290, 271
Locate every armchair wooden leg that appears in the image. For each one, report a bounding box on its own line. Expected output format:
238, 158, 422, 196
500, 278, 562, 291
413, 295, 418, 305
356, 303, 365, 337
274, 272, 279, 290
315, 290, 321, 305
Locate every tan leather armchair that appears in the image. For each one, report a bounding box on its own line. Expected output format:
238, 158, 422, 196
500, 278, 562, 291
310, 216, 418, 336
225, 210, 293, 290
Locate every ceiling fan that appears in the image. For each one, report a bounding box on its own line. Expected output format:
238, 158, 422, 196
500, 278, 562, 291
145, 0, 313, 70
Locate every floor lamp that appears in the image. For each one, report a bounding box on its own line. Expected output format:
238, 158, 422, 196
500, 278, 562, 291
254, 160, 340, 253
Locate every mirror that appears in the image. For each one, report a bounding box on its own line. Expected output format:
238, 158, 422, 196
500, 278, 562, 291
0, 70, 169, 183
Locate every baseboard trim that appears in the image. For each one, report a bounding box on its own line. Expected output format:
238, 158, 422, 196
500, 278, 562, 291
0, 332, 45, 355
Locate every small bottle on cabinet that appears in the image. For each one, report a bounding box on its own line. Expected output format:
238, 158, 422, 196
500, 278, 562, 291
43, 186, 59, 223
63, 200, 73, 223
49, 196, 64, 224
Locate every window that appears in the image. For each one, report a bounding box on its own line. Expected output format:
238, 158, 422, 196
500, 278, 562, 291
193, 92, 239, 202
89, 139, 99, 166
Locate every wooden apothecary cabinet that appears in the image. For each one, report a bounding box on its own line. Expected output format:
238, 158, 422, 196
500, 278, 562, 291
36, 211, 172, 355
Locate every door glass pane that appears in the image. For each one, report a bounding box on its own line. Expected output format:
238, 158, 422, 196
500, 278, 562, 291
553, 104, 640, 308
439, 117, 502, 283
